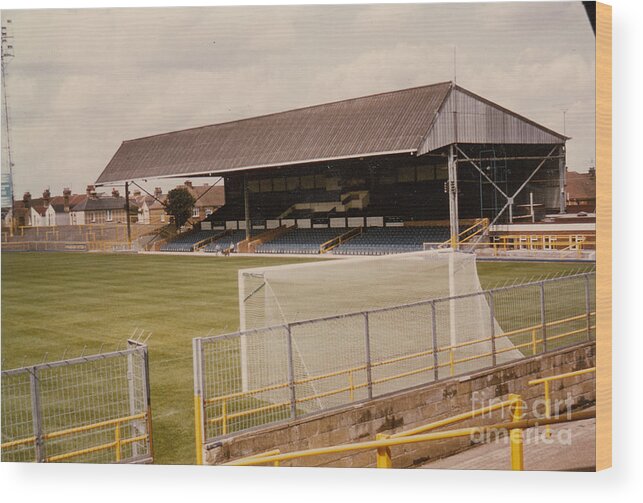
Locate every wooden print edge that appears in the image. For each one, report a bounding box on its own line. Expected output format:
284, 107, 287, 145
595, 0, 612, 472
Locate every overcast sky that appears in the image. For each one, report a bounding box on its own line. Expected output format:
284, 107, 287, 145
1, 1, 595, 197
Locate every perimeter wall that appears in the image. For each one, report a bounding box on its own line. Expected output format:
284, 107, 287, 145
206, 341, 595, 468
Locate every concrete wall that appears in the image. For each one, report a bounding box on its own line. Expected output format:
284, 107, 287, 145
206, 342, 595, 468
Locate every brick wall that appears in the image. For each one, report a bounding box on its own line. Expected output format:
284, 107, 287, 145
206, 342, 595, 468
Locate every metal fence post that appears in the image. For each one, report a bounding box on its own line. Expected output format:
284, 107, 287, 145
126, 341, 140, 459
364, 312, 373, 400
584, 274, 592, 340
141, 343, 154, 463
29, 366, 45, 463
430, 302, 439, 382
540, 282, 548, 353
285, 325, 297, 419
192, 338, 204, 465
488, 292, 497, 367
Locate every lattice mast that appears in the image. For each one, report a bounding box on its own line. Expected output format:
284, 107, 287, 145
1, 20, 15, 233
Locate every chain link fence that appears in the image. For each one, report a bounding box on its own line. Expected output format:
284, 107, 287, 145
193, 272, 595, 459
1, 340, 153, 463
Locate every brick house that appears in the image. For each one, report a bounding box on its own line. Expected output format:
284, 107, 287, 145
70, 186, 138, 225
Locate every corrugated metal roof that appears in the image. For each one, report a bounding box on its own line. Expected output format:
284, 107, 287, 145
96, 82, 452, 184
418, 87, 567, 154
96, 82, 565, 184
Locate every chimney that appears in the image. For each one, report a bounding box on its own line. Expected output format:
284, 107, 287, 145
154, 187, 162, 198
63, 188, 71, 212
42, 189, 51, 207
112, 188, 120, 198
23, 192, 32, 209
85, 185, 98, 199
184, 180, 193, 189
588, 166, 596, 179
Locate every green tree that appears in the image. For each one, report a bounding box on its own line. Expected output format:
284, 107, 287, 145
165, 187, 196, 229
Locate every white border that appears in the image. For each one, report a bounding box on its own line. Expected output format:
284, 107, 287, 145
0, 2, 639, 503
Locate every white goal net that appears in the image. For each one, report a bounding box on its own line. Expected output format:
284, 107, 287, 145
237, 250, 520, 412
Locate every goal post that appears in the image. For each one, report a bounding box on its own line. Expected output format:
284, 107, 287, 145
237, 250, 520, 409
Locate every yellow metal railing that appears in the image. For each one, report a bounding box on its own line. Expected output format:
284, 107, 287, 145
528, 367, 596, 438
222, 398, 596, 470
489, 235, 596, 256
438, 218, 489, 249
202, 312, 594, 439
0, 412, 151, 463
320, 226, 363, 254
374, 394, 522, 468
457, 218, 490, 245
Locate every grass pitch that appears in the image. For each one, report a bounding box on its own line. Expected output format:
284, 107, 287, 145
1, 252, 594, 464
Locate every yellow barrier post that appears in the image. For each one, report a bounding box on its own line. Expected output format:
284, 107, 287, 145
222, 400, 228, 435
528, 367, 596, 441
449, 348, 455, 376
115, 422, 121, 462
194, 395, 204, 465
544, 381, 551, 439
510, 398, 525, 470
224, 409, 595, 468
375, 433, 392, 468
1, 413, 149, 463
348, 371, 355, 401
531, 329, 538, 355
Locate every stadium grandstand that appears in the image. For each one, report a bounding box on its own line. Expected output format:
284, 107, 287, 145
95, 81, 569, 255
158, 229, 250, 253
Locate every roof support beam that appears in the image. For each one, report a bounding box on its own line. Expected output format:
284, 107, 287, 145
447, 144, 459, 249
243, 174, 251, 242
484, 146, 559, 229
559, 145, 566, 214
455, 154, 564, 162
455, 146, 509, 200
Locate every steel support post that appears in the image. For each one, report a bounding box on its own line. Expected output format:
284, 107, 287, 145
142, 343, 154, 462
29, 367, 45, 462
559, 145, 566, 214
243, 174, 251, 242
447, 144, 459, 249
192, 338, 205, 465
488, 292, 497, 367
364, 312, 373, 400
126, 342, 140, 458
585, 274, 592, 340
286, 325, 297, 419
431, 301, 439, 381
540, 282, 548, 353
